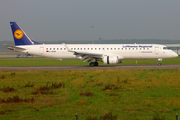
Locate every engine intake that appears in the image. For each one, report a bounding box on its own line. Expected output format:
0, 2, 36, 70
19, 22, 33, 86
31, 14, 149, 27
102, 56, 122, 64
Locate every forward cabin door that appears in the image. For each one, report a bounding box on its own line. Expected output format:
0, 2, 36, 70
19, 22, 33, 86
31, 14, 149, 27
155, 46, 159, 55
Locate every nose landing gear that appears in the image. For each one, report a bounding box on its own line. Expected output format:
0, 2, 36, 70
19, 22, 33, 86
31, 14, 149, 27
158, 59, 162, 66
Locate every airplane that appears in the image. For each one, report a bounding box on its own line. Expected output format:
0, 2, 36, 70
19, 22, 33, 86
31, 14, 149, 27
4, 22, 178, 67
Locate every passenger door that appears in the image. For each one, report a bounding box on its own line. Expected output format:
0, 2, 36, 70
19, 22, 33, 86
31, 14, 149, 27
40, 47, 44, 55
155, 46, 159, 54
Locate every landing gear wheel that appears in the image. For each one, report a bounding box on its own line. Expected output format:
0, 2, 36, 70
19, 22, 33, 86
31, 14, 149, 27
89, 62, 94, 67
158, 63, 161, 66
157, 59, 162, 66
94, 62, 98, 66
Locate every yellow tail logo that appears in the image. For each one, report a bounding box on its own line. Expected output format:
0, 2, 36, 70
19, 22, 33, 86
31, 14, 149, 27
14, 29, 23, 39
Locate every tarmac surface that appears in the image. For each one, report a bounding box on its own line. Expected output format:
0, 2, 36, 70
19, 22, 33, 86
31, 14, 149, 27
0, 55, 17, 57
0, 64, 180, 71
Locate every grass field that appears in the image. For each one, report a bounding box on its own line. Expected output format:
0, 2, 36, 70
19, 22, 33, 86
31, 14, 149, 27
0, 57, 180, 120
0, 56, 180, 66
0, 69, 180, 120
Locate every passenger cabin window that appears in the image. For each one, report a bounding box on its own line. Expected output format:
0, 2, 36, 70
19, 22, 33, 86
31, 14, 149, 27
91, 48, 93, 50
57, 48, 59, 50
50, 48, 52, 50
64, 48, 66, 50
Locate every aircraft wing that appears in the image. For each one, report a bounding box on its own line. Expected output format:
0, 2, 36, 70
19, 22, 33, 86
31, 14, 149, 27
63, 43, 124, 62
73, 51, 103, 62
74, 51, 103, 57
4, 44, 26, 51
63, 43, 103, 62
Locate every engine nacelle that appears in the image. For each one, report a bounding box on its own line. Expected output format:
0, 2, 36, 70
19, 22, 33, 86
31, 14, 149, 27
102, 56, 122, 64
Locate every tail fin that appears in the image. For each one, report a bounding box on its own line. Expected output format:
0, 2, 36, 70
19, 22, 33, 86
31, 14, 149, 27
10, 22, 40, 46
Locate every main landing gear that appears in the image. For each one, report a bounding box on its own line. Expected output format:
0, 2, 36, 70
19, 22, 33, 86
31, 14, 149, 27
89, 62, 99, 67
158, 59, 162, 66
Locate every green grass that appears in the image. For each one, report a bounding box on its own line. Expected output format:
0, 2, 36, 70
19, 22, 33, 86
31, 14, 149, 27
0, 69, 180, 120
0, 56, 180, 66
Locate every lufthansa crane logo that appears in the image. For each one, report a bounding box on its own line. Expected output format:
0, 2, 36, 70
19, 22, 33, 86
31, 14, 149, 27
14, 29, 23, 39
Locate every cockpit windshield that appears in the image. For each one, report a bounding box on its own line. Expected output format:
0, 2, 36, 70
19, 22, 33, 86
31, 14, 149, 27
163, 47, 167, 50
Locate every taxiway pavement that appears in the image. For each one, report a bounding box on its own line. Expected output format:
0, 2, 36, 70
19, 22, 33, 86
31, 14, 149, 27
0, 64, 180, 71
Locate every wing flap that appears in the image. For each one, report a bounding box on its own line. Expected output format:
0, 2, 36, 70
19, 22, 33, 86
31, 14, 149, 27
74, 51, 103, 57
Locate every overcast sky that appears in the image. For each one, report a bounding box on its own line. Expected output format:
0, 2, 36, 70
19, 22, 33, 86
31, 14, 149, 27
1, 0, 180, 41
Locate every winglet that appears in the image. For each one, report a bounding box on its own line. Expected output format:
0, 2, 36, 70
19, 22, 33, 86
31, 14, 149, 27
62, 43, 74, 52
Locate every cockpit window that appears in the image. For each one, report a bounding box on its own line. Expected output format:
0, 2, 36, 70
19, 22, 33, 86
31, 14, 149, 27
163, 47, 167, 50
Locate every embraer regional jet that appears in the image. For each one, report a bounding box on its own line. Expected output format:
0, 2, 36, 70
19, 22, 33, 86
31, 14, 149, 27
4, 22, 178, 66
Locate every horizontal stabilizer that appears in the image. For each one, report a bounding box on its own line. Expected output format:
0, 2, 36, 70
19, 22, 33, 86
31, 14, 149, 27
4, 44, 26, 51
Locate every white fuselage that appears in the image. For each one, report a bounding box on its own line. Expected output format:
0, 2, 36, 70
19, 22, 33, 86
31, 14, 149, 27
15, 44, 178, 60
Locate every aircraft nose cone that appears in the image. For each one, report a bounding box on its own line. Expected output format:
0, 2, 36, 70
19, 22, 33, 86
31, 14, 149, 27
173, 52, 178, 57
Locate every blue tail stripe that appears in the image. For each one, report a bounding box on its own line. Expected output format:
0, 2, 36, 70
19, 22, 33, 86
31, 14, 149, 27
32, 40, 41, 44
10, 22, 41, 46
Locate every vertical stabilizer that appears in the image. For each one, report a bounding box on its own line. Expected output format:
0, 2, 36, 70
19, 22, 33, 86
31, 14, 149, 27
10, 22, 40, 46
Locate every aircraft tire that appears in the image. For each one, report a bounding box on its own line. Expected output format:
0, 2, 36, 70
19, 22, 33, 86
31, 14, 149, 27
89, 62, 94, 67
94, 62, 98, 66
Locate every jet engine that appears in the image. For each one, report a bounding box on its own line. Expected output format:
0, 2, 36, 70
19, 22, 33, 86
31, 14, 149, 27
102, 56, 122, 64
